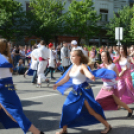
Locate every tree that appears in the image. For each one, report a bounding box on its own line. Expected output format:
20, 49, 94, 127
130, 6, 134, 42
106, 6, 133, 44
63, 0, 101, 44
0, 0, 27, 41
29, 0, 65, 44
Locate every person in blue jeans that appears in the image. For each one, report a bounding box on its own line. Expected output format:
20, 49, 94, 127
17, 59, 25, 75
13, 46, 20, 67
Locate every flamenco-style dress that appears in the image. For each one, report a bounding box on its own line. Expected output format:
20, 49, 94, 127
0, 53, 32, 134
56, 65, 117, 128
95, 63, 119, 110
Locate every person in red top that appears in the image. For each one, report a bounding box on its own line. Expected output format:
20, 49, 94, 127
99, 46, 104, 62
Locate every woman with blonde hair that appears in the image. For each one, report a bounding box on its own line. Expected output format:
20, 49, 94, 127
0, 39, 44, 134
53, 50, 116, 134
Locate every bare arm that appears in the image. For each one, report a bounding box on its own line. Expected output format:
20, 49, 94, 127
113, 66, 119, 77
128, 57, 134, 64
53, 70, 70, 90
82, 64, 95, 81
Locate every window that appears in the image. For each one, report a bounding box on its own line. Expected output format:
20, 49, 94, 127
26, 2, 32, 12
68, 0, 73, 3
100, 9, 108, 22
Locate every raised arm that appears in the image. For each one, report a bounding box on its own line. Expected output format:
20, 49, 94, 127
128, 57, 134, 64
113, 66, 119, 77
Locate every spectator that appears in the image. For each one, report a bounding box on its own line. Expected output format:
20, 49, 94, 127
12, 46, 20, 67
99, 46, 104, 62
61, 41, 70, 74
113, 46, 119, 58
56, 45, 61, 60
108, 46, 114, 60
19, 45, 26, 65
93, 46, 97, 56
89, 47, 96, 69
83, 47, 89, 57
26, 45, 31, 64
17, 59, 25, 75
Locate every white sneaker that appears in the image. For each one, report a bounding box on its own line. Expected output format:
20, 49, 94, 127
36, 84, 42, 88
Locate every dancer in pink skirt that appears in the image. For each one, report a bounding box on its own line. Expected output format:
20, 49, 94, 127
95, 51, 133, 117
117, 45, 134, 104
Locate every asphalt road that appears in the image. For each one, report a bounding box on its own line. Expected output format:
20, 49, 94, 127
0, 72, 134, 134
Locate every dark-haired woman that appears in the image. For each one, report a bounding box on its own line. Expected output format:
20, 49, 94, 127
117, 45, 134, 104
0, 39, 44, 134
53, 50, 112, 134
95, 51, 132, 117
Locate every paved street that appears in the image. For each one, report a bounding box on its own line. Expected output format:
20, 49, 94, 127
0, 72, 134, 134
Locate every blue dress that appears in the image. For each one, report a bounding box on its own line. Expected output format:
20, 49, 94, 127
0, 54, 31, 134
56, 65, 117, 128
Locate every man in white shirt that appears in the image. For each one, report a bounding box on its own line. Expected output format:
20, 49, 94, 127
61, 41, 70, 74
30, 46, 38, 84
37, 40, 50, 87
45, 43, 56, 79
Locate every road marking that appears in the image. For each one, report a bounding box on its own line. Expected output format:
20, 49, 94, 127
21, 94, 59, 100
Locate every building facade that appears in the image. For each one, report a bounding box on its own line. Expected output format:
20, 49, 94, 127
16, 0, 129, 21
15, 0, 130, 45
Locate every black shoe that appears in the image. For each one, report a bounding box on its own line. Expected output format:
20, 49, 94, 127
51, 77, 56, 80
127, 110, 133, 118
40, 131, 44, 134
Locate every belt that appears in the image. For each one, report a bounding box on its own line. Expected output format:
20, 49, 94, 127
39, 57, 47, 61
72, 89, 82, 96
72, 84, 91, 96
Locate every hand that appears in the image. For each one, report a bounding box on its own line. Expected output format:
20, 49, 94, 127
53, 84, 57, 90
96, 63, 100, 68
123, 65, 127, 71
90, 75, 95, 82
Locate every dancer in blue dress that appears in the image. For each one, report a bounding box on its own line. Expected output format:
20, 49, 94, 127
53, 50, 112, 134
0, 39, 44, 134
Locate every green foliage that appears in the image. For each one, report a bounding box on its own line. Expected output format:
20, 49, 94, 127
0, 0, 27, 40
84, 45, 99, 51
106, 6, 133, 44
63, 0, 101, 40
130, 6, 134, 40
29, 0, 65, 43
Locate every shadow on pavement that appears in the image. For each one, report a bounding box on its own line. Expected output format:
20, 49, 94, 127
69, 126, 134, 134
23, 109, 61, 132
21, 100, 43, 107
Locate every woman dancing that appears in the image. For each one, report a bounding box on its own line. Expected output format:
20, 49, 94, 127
0, 39, 44, 134
95, 51, 133, 117
117, 45, 134, 104
53, 50, 112, 134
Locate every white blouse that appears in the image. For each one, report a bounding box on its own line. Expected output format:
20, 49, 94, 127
69, 65, 86, 84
